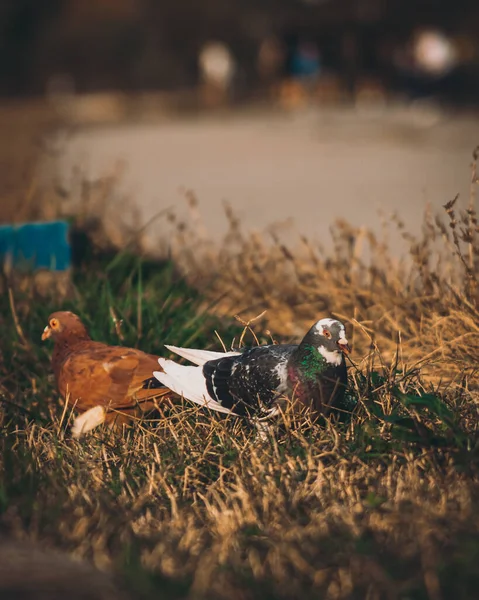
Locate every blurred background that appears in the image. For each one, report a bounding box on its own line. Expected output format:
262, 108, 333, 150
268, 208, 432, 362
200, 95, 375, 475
2, 0, 479, 256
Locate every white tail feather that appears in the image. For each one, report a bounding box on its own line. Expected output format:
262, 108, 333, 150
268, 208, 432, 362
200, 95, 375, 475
71, 406, 106, 438
165, 344, 240, 366
154, 358, 236, 415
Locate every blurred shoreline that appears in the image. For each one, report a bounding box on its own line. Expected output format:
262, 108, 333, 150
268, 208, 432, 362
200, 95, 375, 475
45, 92, 479, 258
1, 91, 478, 260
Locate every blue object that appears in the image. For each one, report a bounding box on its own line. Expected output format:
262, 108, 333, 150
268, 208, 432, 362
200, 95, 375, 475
0, 220, 71, 272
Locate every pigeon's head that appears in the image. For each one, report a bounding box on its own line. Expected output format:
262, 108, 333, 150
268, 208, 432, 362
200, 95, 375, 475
42, 311, 90, 342
303, 318, 351, 365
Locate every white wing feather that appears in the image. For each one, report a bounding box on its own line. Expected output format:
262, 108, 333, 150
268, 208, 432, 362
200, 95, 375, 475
165, 344, 241, 366
154, 358, 237, 415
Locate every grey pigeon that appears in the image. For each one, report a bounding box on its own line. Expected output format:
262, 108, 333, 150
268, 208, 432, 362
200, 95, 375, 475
153, 318, 351, 424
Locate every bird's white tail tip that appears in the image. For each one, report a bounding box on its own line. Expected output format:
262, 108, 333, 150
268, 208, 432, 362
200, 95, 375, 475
71, 406, 106, 438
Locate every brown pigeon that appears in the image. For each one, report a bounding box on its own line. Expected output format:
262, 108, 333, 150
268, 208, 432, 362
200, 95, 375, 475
42, 311, 173, 437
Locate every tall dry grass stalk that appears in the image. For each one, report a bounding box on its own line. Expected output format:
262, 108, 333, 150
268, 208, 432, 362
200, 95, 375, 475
168, 154, 479, 391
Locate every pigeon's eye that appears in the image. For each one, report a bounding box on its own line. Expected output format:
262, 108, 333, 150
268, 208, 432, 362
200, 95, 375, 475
50, 318, 59, 329
322, 329, 332, 339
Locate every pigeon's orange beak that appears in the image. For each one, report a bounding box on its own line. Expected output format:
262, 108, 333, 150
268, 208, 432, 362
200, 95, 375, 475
41, 326, 52, 341
337, 340, 351, 355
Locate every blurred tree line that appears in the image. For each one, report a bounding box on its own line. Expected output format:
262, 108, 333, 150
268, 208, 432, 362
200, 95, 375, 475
1, 0, 479, 98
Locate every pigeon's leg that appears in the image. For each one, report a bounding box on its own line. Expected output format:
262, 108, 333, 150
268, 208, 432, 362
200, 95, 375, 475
252, 417, 274, 442
251, 405, 282, 443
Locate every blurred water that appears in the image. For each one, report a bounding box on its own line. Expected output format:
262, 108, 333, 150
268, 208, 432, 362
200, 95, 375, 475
54, 105, 479, 257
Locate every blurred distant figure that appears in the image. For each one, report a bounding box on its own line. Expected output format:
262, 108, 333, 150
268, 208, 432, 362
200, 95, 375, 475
257, 36, 285, 98
290, 41, 321, 85
393, 28, 459, 100
198, 41, 236, 107
413, 29, 457, 77
279, 40, 322, 110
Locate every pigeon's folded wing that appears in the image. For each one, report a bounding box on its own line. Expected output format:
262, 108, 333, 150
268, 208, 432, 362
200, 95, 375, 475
58, 345, 171, 412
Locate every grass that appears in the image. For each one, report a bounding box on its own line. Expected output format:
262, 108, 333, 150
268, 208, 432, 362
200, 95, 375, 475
1, 127, 479, 597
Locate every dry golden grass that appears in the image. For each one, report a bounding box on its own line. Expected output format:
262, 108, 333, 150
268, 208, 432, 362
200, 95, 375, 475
169, 158, 479, 393
2, 393, 479, 600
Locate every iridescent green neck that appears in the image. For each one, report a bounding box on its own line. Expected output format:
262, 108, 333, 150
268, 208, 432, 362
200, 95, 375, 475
295, 344, 328, 381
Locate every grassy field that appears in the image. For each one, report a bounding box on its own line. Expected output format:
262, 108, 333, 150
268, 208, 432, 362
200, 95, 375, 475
1, 138, 479, 598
